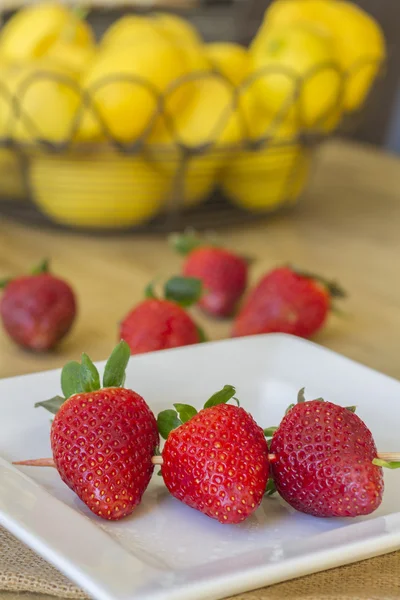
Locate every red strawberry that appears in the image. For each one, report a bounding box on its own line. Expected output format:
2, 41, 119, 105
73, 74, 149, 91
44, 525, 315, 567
157, 385, 269, 524
0, 259, 76, 351
171, 231, 248, 318
120, 276, 206, 355
232, 266, 345, 339
15, 342, 159, 521
268, 390, 385, 518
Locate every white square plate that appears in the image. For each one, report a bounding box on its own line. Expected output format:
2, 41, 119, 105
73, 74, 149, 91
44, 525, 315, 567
1, 334, 400, 600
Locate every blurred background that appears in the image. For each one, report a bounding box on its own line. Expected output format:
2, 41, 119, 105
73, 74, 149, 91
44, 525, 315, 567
0, 0, 397, 233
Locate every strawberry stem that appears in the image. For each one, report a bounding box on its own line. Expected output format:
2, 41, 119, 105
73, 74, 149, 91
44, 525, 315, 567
13, 458, 55, 468
32, 259, 50, 275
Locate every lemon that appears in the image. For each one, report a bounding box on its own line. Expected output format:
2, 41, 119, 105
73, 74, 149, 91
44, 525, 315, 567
221, 144, 311, 212
250, 23, 342, 131
220, 96, 310, 212
44, 39, 96, 75
30, 151, 169, 229
100, 15, 163, 51
205, 42, 249, 86
79, 32, 189, 144
0, 60, 81, 145
264, 0, 385, 111
148, 73, 243, 206
151, 13, 203, 48
0, 3, 94, 62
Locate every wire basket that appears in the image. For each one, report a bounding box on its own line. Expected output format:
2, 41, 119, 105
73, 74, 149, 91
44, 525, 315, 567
0, 2, 384, 233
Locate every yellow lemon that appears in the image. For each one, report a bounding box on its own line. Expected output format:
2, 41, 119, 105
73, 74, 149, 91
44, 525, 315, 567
79, 32, 190, 144
151, 12, 203, 48
264, 0, 385, 111
44, 39, 96, 75
220, 98, 310, 212
0, 3, 94, 62
100, 15, 162, 51
0, 60, 81, 145
148, 73, 243, 206
29, 151, 169, 229
250, 23, 342, 131
221, 144, 311, 212
205, 42, 249, 86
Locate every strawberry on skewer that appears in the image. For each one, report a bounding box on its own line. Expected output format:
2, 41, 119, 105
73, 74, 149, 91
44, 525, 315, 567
264, 389, 400, 518
14, 341, 159, 521
156, 385, 269, 524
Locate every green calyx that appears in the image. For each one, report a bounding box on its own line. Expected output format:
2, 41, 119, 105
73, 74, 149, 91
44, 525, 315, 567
157, 384, 239, 440
35, 340, 131, 416
289, 264, 347, 300
0, 258, 50, 289
169, 230, 206, 256
145, 275, 203, 309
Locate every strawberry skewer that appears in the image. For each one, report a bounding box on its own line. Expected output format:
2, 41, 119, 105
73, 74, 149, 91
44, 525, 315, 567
13, 341, 160, 521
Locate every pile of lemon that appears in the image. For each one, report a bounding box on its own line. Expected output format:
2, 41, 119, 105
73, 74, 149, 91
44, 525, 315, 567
0, 0, 385, 229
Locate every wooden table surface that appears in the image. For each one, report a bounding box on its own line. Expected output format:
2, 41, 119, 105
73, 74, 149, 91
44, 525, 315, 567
1, 137, 400, 600
1, 138, 400, 381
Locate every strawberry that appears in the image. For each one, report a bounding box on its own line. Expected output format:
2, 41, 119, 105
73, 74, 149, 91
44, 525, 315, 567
266, 389, 393, 518
156, 385, 269, 524
232, 266, 346, 339
120, 276, 206, 355
14, 341, 159, 521
171, 231, 248, 318
0, 259, 76, 351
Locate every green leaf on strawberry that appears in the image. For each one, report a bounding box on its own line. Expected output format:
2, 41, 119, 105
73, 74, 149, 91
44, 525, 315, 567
103, 340, 131, 388
265, 479, 277, 496
195, 323, 207, 343
174, 403, 198, 423
145, 281, 158, 300
61, 361, 84, 399
157, 409, 183, 440
169, 231, 204, 256
373, 459, 400, 469
80, 353, 101, 392
164, 276, 202, 308
36, 342, 132, 416
35, 396, 65, 415
31, 258, 50, 275
204, 385, 237, 408
264, 427, 278, 438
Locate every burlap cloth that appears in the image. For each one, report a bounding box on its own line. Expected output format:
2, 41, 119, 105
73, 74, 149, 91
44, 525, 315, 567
1, 526, 400, 600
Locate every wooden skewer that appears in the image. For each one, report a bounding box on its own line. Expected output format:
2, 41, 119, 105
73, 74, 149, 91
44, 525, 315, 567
13, 452, 400, 471
376, 452, 400, 462
13, 458, 56, 467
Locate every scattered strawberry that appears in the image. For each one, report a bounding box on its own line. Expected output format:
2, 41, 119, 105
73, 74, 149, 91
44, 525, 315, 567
14, 341, 159, 521
171, 231, 248, 318
157, 385, 269, 524
0, 259, 76, 351
120, 276, 206, 355
232, 266, 346, 339
267, 389, 387, 518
